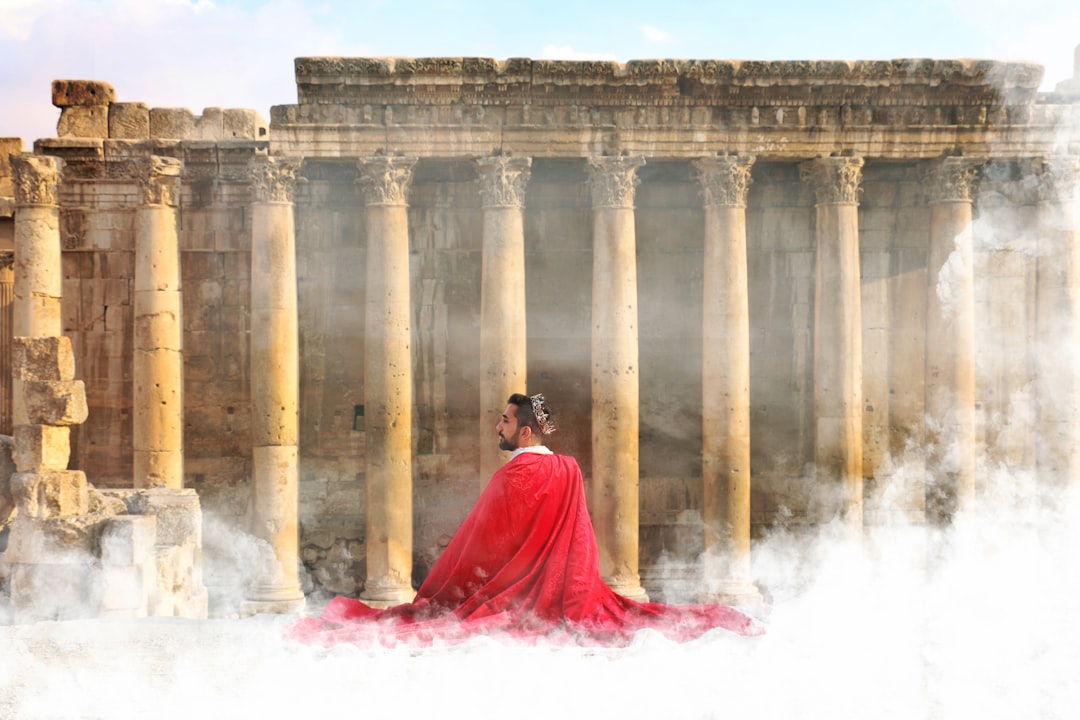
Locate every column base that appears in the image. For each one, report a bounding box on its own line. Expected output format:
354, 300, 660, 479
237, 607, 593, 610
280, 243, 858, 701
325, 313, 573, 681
360, 583, 415, 609
242, 582, 306, 617
698, 580, 765, 611
605, 577, 650, 603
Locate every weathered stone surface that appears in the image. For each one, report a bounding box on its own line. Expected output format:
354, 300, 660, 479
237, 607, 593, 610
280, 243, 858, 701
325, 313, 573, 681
0, 435, 15, 527
108, 102, 151, 139
10, 469, 88, 519
51, 80, 116, 108
12, 425, 71, 473
14, 379, 88, 426
123, 488, 202, 547
100, 514, 157, 566
223, 109, 267, 139
12, 336, 76, 381
150, 108, 198, 139
57, 106, 109, 138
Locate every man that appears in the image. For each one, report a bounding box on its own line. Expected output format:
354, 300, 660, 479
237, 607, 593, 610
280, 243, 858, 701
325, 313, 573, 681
290, 393, 761, 646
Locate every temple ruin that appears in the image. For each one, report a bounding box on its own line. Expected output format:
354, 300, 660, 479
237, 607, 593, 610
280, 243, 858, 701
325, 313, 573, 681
0, 47, 1078, 620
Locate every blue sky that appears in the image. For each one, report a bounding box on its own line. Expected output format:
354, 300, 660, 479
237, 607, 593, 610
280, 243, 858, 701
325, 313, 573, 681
1, 0, 1078, 144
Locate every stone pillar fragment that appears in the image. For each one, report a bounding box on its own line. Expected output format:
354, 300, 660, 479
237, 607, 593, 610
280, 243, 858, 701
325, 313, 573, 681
800, 156, 865, 532
11, 154, 63, 338
132, 156, 184, 489
924, 157, 981, 523
243, 156, 305, 613
588, 155, 648, 602
1035, 156, 1080, 493
357, 156, 417, 606
693, 155, 762, 605
475, 156, 531, 483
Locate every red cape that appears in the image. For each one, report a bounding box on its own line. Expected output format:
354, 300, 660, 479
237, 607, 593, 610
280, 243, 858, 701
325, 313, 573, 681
287, 451, 763, 647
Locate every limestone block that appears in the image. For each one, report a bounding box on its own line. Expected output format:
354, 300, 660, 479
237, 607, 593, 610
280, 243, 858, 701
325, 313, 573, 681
9, 469, 88, 519
57, 106, 109, 138
14, 379, 88, 426
223, 109, 266, 139
133, 290, 183, 350
51, 80, 116, 107
100, 514, 157, 566
108, 102, 150, 139
150, 108, 198, 139
199, 108, 225, 140
9, 562, 94, 622
13, 424, 71, 472
126, 488, 202, 547
100, 565, 150, 613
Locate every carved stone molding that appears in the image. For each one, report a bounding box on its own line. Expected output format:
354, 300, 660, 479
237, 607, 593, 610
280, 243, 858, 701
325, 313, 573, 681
250, 157, 301, 204
356, 156, 417, 206
926, 156, 984, 203
133, 155, 182, 206
693, 155, 756, 207
588, 156, 645, 209
1036, 155, 1080, 204
799, 156, 864, 204
11, 154, 62, 207
475, 156, 532, 209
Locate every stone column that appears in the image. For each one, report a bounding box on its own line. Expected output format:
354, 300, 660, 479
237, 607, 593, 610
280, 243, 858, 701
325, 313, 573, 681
1035, 156, 1080, 493
924, 157, 981, 524
693, 156, 762, 605
800, 157, 865, 532
243, 156, 305, 613
357, 156, 418, 606
11, 155, 63, 339
133, 156, 184, 489
475, 156, 531, 483
588, 155, 648, 602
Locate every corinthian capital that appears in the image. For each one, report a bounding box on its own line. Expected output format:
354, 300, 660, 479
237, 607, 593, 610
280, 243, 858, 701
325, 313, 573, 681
475, 156, 532, 208
356, 156, 417, 206
926, 156, 984, 203
11, 154, 62, 206
133, 155, 182, 206
250, 156, 301, 203
799, 156, 864, 205
588, 156, 645, 209
693, 155, 756, 208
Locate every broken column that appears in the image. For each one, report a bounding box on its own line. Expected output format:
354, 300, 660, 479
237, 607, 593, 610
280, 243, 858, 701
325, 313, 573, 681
476, 156, 531, 483
133, 155, 184, 489
588, 155, 648, 602
243, 156, 305, 613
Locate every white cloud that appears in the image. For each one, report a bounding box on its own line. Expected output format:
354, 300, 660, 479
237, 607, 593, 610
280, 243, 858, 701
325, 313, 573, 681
639, 25, 673, 45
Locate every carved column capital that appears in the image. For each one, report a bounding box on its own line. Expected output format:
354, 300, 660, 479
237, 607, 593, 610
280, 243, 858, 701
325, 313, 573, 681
588, 156, 645, 209
799, 156, 864, 204
925, 156, 984, 203
11, 154, 62, 206
356, 156, 417, 206
475, 156, 532, 208
132, 155, 182, 206
1036, 155, 1080, 204
693, 155, 756, 207
250, 156, 301, 204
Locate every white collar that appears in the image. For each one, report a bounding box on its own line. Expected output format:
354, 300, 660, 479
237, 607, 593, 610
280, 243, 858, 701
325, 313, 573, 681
509, 445, 553, 460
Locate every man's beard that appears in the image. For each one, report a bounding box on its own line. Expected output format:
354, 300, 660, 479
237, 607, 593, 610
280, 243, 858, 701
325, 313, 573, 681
498, 430, 519, 451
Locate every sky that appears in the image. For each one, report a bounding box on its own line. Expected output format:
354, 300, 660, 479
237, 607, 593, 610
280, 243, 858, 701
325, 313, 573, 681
1, 0, 1079, 145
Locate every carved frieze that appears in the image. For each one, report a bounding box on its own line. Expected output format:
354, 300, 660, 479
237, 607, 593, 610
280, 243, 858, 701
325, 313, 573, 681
800, 156, 865, 204
11, 155, 62, 206
356, 156, 417, 206
926, 156, 984, 203
475, 156, 532, 208
250, 157, 301, 203
587, 156, 645, 209
693, 156, 756, 208
132, 155, 182, 206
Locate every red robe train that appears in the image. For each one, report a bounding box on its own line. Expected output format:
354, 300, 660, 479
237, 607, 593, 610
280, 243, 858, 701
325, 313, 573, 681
287, 450, 763, 647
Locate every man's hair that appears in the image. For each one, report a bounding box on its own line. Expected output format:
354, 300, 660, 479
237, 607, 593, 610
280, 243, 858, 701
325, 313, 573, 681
507, 392, 554, 438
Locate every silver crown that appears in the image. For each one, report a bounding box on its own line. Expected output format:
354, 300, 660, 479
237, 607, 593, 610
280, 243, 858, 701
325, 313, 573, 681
529, 393, 556, 435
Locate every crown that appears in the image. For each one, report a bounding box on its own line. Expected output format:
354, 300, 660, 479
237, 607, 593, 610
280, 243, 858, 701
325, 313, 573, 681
529, 393, 556, 435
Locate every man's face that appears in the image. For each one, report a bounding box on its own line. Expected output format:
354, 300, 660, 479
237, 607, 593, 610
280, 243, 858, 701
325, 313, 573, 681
496, 403, 522, 451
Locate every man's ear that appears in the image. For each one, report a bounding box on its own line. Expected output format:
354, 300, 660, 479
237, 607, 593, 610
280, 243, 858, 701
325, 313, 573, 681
519, 424, 533, 443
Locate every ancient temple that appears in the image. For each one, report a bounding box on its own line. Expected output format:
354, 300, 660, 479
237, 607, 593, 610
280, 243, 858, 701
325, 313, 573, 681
0, 48, 1078, 619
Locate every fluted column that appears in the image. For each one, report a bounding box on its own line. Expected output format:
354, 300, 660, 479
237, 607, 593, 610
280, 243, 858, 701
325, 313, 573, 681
693, 156, 762, 605
357, 156, 417, 606
588, 155, 648, 601
924, 157, 982, 523
1035, 156, 1080, 493
244, 156, 305, 612
476, 156, 531, 483
800, 157, 865, 533
11, 155, 63, 339
132, 156, 184, 489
